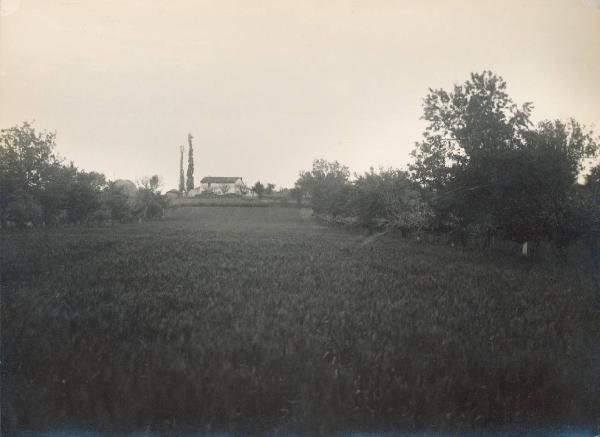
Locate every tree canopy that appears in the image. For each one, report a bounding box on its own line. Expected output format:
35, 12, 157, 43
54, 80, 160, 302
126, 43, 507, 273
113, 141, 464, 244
294, 159, 351, 215
409, 71, 598, 246
1, 122, 166, 226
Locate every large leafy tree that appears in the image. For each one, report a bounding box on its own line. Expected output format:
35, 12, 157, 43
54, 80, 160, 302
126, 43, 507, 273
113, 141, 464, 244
137, 174, 165, 219
0, 121, 59, 196
1, 122, 59, 225
410, 72, 532, 227
411, 72, 533, 187
1, 122, 109, 225
410, 71, 598, 247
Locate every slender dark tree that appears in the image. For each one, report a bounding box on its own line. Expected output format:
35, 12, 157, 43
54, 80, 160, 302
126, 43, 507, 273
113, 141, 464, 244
186, 133, 194, 192
178, 145, 185, 193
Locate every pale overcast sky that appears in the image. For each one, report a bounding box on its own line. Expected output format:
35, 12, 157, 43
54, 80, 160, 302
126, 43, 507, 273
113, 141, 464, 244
1, 0, 599, 189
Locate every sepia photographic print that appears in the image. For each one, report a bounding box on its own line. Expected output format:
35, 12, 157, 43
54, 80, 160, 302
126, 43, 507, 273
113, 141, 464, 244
1, 0, 599, 435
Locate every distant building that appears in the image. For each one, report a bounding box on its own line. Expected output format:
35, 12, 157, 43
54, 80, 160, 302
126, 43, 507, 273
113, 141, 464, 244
189, 177, 246, 196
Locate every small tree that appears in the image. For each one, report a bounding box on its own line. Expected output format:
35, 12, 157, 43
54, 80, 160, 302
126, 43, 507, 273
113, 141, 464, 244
239, 182, 249, 195
252, 181, 265, 199
65, 169, 106, 224
265, 183, 276, 195
140, 174, 161, 194
352, 167, 432, 233
289, 186, 306, 207
583, 166, 600, 277
0, 121, 59, 198
295, 159, 351, 215
2, 192, 43, 227
137, 174, 165, 220
102, 182, 134, 223
186, 133, 194, 192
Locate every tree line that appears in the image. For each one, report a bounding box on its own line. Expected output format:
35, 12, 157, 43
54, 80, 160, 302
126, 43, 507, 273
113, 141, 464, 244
0, 122, 166, 227
292, 71, 599, 259
2, 70, 598, 256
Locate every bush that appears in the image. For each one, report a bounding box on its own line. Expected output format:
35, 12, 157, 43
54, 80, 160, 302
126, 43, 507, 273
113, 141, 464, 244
352, 168, 432, 232
145, 198, 165, 219
86, 208, 112, 225
1, 192, 43, 227
136, 186, 167, 220
101, 183, 134, 223
295, 159, 351, 215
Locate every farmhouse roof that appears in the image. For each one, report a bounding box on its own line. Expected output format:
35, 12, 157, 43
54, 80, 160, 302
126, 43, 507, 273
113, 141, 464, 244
200, 176, 242, 184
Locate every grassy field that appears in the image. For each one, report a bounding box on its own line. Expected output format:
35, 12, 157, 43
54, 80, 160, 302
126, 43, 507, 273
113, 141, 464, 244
1, 207, 599, 434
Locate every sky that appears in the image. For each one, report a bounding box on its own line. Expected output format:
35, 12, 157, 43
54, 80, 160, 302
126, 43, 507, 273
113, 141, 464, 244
1, 0, 599, 189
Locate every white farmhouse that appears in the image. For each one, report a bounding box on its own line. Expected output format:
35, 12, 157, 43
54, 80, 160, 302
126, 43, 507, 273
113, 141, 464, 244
188, 176, 246, 196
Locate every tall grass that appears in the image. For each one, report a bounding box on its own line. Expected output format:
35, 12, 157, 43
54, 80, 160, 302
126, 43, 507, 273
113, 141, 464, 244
1, 207, 598, 433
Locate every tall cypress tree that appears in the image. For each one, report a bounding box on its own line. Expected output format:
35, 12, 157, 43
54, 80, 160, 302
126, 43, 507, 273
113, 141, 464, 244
178, 145, 185, 193
186, 133, 194, 191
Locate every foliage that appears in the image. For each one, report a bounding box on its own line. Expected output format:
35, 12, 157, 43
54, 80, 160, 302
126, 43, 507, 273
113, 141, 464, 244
0, 121, 59, 196
64, 169, 107, 223
251, 181, 265, 199
409, 71, 598, 248
265, 183, 276, 195
0, 122, 108, 226
135, 175, 166, 220
186, 133, 194, 192
288, 186, 308, 206
2, 207, 597, 432
101, 182, 135, 223
293, 162, 432, 229
295, 159, 351, 215
488, 120, 597, 247
139, 174, 162, 194
410, 72, 533, 233
410, 71, 533, 190
1, 191, 43, 227
0, 122, 169, 226
352, 167, 432, 232
579, 165, 600, 277
179, 146, 185, 193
